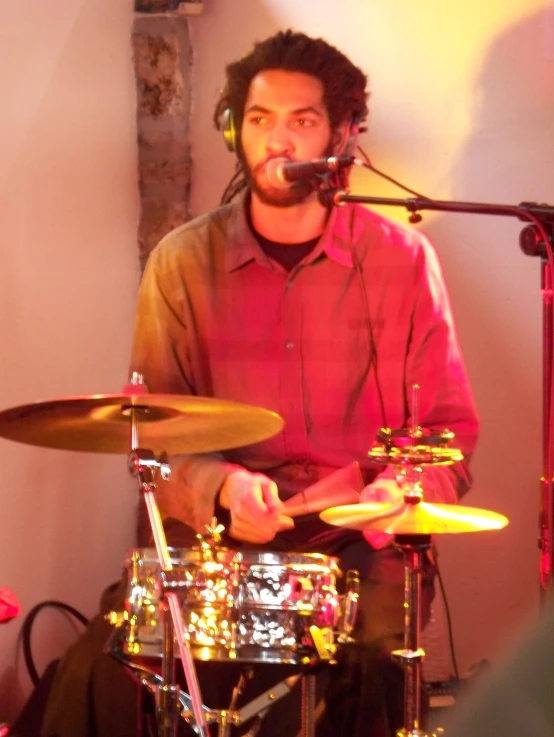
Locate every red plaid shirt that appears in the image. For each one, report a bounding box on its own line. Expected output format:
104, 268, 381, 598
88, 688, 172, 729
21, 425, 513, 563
131, 194, 479, 532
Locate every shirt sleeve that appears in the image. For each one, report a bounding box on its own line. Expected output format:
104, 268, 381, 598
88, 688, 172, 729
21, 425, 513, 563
129, 239, 239, 532
376, 234, 479, 504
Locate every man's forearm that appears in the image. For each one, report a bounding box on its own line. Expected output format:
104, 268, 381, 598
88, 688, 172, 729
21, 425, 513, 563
155, 454, 242, 532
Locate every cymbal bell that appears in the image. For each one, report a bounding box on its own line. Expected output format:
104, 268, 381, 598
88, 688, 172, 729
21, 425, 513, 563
0, 393, 284, 455
320, 500, 509, 535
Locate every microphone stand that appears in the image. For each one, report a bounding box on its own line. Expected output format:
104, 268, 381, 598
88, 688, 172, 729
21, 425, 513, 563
321, 186, 554, 601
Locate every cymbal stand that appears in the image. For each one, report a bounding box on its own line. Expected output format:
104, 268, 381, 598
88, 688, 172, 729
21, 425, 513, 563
386, 466, 431, 737
392, 528, 432, 737
127, 411, 209, 737
368, 400, 462, 737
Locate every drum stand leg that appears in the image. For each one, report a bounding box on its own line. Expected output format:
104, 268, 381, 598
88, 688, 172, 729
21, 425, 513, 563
129, 445, 210, 737
300, 673, 317, 737
392, 534, 431, 737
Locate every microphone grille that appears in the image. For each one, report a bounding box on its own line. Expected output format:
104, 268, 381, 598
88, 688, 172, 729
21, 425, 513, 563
266, 157, 290, 189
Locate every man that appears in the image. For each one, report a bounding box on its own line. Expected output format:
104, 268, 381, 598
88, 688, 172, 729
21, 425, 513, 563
42, 29, 478, 737
129, 29, 478, 737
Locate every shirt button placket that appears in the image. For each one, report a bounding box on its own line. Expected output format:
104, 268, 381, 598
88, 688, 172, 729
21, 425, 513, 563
281, 274, 305, 453
284, 277, 296, 350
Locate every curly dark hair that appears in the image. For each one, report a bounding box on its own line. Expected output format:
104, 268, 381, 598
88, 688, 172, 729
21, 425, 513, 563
214, 30, 369, 203
214, 30, 369, 140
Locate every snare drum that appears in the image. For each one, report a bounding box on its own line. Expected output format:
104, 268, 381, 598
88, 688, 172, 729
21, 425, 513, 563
115, 547, 342, 664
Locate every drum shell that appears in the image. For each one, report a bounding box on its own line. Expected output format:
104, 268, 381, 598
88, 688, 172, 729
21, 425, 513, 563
118, 547, 341, 664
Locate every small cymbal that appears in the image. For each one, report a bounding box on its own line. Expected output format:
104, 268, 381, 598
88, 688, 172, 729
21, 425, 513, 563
0, 394, 284, 455
320, 500, 509, 535
369, 427, 463, 466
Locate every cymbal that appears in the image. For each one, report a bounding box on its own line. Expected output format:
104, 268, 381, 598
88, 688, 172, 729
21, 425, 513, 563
369, 428, 463, 466
320, 500, 509, 535
0, 394, 284, 455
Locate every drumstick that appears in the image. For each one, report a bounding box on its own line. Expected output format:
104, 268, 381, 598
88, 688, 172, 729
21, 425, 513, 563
281, 461, 363, 518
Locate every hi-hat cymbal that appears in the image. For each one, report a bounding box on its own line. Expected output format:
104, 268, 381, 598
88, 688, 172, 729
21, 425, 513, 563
320, 500, 509, 535
0, 394, 284, 455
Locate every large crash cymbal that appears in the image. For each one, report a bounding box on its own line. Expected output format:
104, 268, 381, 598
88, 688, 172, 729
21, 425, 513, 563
320, 500, 509, 535
0, 393, 284, 455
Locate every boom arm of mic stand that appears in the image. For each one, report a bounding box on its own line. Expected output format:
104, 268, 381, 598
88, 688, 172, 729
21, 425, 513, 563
332, 192, 554, 222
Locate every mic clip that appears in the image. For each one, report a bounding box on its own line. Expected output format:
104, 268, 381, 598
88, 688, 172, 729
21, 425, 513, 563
315, 169, 350, 208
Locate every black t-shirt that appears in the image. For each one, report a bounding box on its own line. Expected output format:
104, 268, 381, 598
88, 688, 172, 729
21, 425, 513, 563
253, 230, 320, 271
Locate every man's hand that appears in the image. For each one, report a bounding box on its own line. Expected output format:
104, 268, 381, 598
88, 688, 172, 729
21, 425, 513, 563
360, 478, 404, 550
219, 469, 294, 544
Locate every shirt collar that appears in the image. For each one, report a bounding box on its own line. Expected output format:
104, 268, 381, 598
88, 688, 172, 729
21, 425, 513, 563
308, 204, 354, 268
224, 193, 270, 273
224, 191, 355, 273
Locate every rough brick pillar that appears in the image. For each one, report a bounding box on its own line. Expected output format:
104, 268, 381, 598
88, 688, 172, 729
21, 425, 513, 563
132, 9, 194, 270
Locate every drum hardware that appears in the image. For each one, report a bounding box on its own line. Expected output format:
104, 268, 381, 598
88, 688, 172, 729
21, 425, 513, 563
0, 375, 286, 737
336, 568, 360, 645
321, 392, 509, 737
112, 544, 358, 665
108, 624, 213, 721
0, 377, 284, 455
196, 519, 226, 560
108, 534, 359, 737
125, 376, 210, 737
107, 621, 323, 737
112, 375, 359, 737
0, 376, 365, 737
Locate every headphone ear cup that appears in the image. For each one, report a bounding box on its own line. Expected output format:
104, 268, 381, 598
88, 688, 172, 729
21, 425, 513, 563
222, 108, 238, 152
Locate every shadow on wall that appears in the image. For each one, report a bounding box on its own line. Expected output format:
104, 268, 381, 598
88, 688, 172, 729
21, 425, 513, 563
421, 9, 554, 675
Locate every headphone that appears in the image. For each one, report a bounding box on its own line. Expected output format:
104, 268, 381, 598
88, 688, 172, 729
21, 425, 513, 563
222, 108, 239, 152
221, 107, 361, 156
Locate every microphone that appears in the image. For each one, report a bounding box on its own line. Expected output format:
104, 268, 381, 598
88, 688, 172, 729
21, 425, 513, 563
266, 156, 359, 188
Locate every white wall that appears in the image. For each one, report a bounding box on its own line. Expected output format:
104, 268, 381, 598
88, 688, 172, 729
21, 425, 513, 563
189, 0, 552, 676
0, 0, 140, 721
1, 0, 550, 724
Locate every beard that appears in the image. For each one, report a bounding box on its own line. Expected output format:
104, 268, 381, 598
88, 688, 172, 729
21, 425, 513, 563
239, 143, 335, 208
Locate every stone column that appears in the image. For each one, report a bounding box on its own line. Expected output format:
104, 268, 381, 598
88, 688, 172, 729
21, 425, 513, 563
133, 6, 194, 269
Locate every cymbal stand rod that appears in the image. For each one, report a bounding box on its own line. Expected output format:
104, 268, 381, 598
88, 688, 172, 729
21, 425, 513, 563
166, 592, 209, 737
392, 534, 430, 737
129, 443, 209, 737
159, 607, 179, 737
130, 401, 139, 452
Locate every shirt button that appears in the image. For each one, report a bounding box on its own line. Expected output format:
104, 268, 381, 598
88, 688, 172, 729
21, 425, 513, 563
286, 341, 295, 350
286, 280, 293, 289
